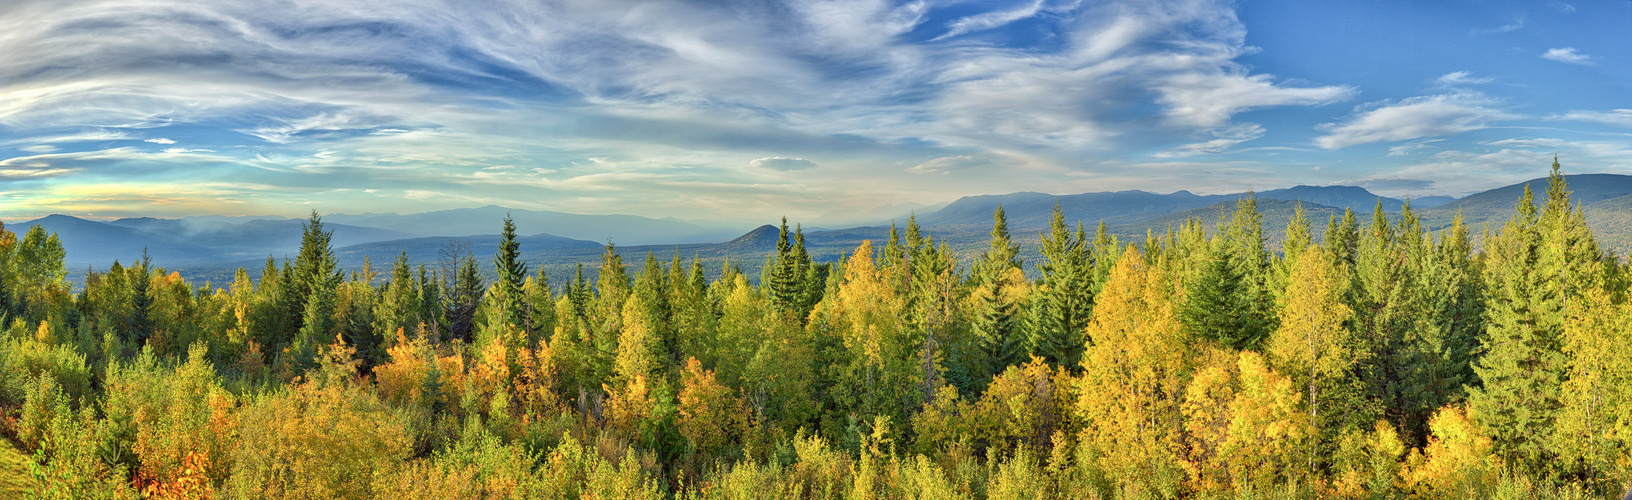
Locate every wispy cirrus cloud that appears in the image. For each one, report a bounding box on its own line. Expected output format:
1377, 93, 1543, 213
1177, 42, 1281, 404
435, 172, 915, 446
1314, 93, 1515, 150
1433, 71, 1494, 88
1557, 109, 1632, 128
749, 157, 818, 171
908, 155, 991, 174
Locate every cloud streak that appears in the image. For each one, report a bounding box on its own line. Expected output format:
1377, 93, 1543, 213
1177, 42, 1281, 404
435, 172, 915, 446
1314, 93, 1514, 150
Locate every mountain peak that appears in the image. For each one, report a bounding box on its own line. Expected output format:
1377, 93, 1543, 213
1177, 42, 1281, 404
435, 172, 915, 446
721, 224, 780, 251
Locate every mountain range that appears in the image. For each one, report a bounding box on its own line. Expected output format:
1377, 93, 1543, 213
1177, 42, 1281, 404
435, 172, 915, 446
12, 174, 1632, 286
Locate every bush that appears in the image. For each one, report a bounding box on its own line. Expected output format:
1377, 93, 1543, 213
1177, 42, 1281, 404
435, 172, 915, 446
228, 376, 413, 499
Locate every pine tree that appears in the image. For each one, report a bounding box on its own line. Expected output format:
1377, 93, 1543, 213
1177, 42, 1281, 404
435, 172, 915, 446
374, 252, 419, 340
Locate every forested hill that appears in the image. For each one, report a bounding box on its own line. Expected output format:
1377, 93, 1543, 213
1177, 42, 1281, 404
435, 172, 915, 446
19, 174, 1632, 289
2, 165, 1630, 498
916, 184, 1439, 230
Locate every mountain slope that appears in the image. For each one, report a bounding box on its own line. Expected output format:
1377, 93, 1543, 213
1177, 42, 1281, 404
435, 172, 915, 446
325, 205, 745, 245
1419, 174, 1632, 232
917, 185, 1413, 231
16, 215, 415, 267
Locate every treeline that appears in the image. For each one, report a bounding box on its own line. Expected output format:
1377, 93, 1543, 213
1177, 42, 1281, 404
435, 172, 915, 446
0, 161, 1628, 499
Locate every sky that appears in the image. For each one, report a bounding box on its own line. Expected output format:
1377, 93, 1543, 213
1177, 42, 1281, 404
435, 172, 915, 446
1, 0, 1629, 224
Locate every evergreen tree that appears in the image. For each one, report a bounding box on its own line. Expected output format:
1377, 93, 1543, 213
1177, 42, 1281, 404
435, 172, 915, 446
374, 252, 419, 340
282, 211, 342, 348
1469, 160, 1597, 473
493, 214, 529, 332
967, 206, 1027, 387
1026, 202, 1092, 367
444, 253, 483, 342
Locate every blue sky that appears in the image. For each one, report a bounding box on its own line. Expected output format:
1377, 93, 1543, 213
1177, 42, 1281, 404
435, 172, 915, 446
1, 0, 1628, 224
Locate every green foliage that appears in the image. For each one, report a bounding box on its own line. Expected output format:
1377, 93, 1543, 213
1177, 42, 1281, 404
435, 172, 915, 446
1025, 203, 1093, 367
0, 166, 1626, 498
1469, 161, 1598, 475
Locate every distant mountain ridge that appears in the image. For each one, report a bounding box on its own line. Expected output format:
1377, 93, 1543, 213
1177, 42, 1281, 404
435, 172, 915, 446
25, 174, 1632, 289
12, 215, 417, 268
917, 184, 1427, 230
324, 205, 745, 245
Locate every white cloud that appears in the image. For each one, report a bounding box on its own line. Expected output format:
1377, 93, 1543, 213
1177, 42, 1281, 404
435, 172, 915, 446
0, 0, 1371, 221
1557, 109, 1632, 128
748, 157, 818, 171
936, 0, 1047, 40
2, 130, 135, 146
1156, 72, 1353, 129
1470, 16, 1524, 35
1387, 139, 1444, 157
1542, 47, 1592, 65
908, 155, 991, 174
1155, 123, 1266, 158
1385, 138, 1632, 196
1315, 93, 1515, 150
1433, 71, 1493, 87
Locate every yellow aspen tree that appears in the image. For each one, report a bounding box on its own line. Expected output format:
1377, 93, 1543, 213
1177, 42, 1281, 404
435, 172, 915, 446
1266, 245, 1356, 448
677, 357, 745, 455
1077, 246, 1190, 497
1221, 351, 1314, 492
1556, 284, 1632, 486
1401, 404, 1496, 497
828, 240, 913, 420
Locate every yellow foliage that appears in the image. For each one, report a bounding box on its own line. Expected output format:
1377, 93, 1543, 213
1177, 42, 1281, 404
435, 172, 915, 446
604, 374, 654, 437
1180, 350, 1312, 494
122, 346, 240, 490
374, 328, 432, 407
677, 357, 746, 453
33, 321, 52, 345
515, 343, 563, 420
1265, 245, 1353, 421
973, 357, 1063, 453
228, 377, 413, 499
1076, 247, 1189, 495
472, 330, 512, 397
614, 294, 663, 385
1402, 404, 1495, 497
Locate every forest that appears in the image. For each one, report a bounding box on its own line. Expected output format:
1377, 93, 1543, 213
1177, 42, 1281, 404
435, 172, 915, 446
0, 161, 1628, 499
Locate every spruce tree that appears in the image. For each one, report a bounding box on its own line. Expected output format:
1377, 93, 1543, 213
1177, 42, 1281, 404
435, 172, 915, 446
493, 213, 529, 331
969, 206, 1026, 384
1026, 202, 1091, 367
1469, 160, 1597, 473
444, 253, 483, 342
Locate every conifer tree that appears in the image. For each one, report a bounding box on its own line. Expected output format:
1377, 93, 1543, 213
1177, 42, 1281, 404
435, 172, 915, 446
967, 206, 1027, 386
374, 252, 419, 340
1026, 203, 1092, 367
493, 214, 529, 331
1469, 160, 1597, 473
282, 212, 342, 356
444, 253, 483, 342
